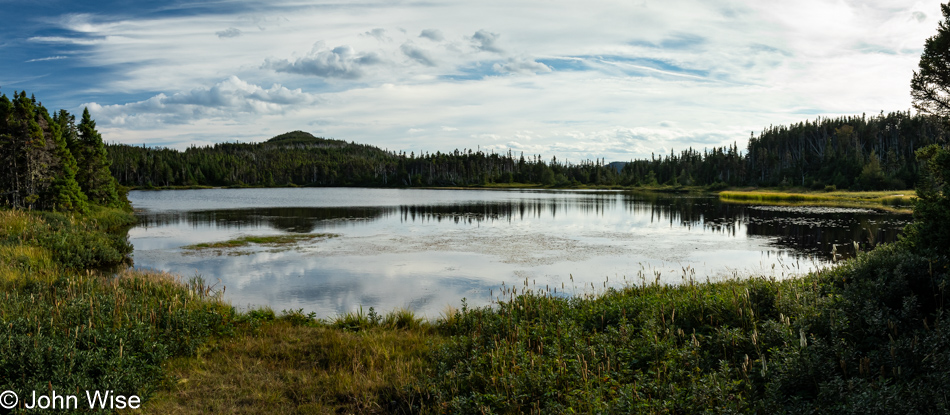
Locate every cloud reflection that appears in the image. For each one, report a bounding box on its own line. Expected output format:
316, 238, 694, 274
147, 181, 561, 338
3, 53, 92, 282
129, 188, 910, 316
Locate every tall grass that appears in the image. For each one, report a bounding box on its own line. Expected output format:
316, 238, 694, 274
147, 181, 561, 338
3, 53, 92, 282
7, 204, 946, 413
0, 208, 236, 410
719, 190, 917, 211
145, 316, 437, 414
415, 243, 950, 413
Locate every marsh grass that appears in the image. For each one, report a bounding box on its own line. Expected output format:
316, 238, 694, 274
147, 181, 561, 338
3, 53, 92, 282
135, 240, 950, 413
719, 189, 916, 212
144, 311, 439, 414
182, 233, 338, 251
0, 266, 235, 410
6, 203, 948, 413
418, 242, 950, 413
1, 208, 236, 410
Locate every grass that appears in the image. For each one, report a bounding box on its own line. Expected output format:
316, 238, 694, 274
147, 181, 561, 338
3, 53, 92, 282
0, 208, 236, 410
144, 312, 438, 414
182, 233, 338, 251
5, 199, 949, 413
148, 238, 950, 414
719, 189, 916, 212
417, 242, 950, 413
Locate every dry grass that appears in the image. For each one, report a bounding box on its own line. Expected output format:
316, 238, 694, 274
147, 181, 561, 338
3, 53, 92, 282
143, 321, 439, 414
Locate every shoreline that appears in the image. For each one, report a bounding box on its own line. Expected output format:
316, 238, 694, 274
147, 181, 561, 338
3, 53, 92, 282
127, 184, 917, 212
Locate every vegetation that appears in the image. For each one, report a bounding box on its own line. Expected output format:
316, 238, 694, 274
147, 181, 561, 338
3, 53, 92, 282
145, 310, 437, 414
181, 233, 338, 251
0, 91, 127, 211
0, 208, 237, 412
911, 3, 950, 118
719, 189, 916, 211
106, 110, 943, 192
2, 4, 949, 412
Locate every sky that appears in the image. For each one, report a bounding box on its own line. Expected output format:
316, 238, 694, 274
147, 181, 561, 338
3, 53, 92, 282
0, 0, 942, 162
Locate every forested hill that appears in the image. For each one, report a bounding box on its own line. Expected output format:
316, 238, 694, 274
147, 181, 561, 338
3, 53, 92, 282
107, 131, 400, 187
263, 130, 351, 147
106, 111, 948, 190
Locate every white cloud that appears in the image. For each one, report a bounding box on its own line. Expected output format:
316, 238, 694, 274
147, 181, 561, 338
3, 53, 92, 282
400, 42, 437, 66
470, 30, 503, 53
362, 28, 389, 41
216, 27, 242, 38
20, 0, 943, 160
493, 56, 551, 74
25, 55, 68, 62
262, 43, 383, 79
419, 29, 444, 42
84, 76, 319, 128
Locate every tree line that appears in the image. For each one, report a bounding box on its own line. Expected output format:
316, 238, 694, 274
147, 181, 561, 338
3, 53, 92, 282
105, 112, 947, 191
0, 90, 126, 211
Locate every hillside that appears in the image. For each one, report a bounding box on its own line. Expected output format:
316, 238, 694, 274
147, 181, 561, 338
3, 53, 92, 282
107, 131, 399, 187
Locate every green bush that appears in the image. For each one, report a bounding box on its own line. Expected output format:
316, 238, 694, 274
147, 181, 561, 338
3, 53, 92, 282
0, 272, 234, 406
901, 144, 950, 255
418, 241, 950, 413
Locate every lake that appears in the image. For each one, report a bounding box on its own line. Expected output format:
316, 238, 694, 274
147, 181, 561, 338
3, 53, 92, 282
127, 188, 910, 317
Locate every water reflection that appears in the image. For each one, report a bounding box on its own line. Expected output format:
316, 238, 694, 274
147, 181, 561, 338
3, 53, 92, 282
128, 188, 911, 317
135, 193, 908, 260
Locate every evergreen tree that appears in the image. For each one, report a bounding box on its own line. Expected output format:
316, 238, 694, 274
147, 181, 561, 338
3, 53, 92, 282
911, 3, 950, 117
0, 91, 87, 211
43, 107, 87, 212
901, 145, 950, 253
76, 108, 120, 207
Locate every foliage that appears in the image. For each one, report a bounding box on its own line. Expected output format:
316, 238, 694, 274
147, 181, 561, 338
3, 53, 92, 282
0, 209, 234, 410
414, 241, 950, 413
75, 108, 122, 208
107, 112, 941, 192
0, 90, 127, 211
901, 144, 950, 254
911, 3, 950, 117
144, 319, 437, 414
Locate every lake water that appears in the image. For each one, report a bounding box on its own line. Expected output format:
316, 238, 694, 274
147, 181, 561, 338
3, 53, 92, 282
127, 188, 910, 317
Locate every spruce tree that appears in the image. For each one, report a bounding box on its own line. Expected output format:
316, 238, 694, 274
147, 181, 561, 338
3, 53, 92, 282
0, 92, 88, 211
76, 107, 120, 207
911, 3, 950, 116
45, 109, 87, 212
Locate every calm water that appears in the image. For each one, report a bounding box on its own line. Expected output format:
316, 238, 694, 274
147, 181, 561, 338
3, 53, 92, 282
128, 188, 910, 317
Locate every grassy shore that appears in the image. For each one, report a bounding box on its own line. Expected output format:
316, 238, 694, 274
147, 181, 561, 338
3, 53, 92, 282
718, 188, 916, 212
144, 309, 438, 414
0, 208, 237, 411
148, 240, 950, 414
4, 201, 947, 413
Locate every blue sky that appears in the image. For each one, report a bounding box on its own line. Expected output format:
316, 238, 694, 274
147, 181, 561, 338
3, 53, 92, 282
0, 0, 941, 162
